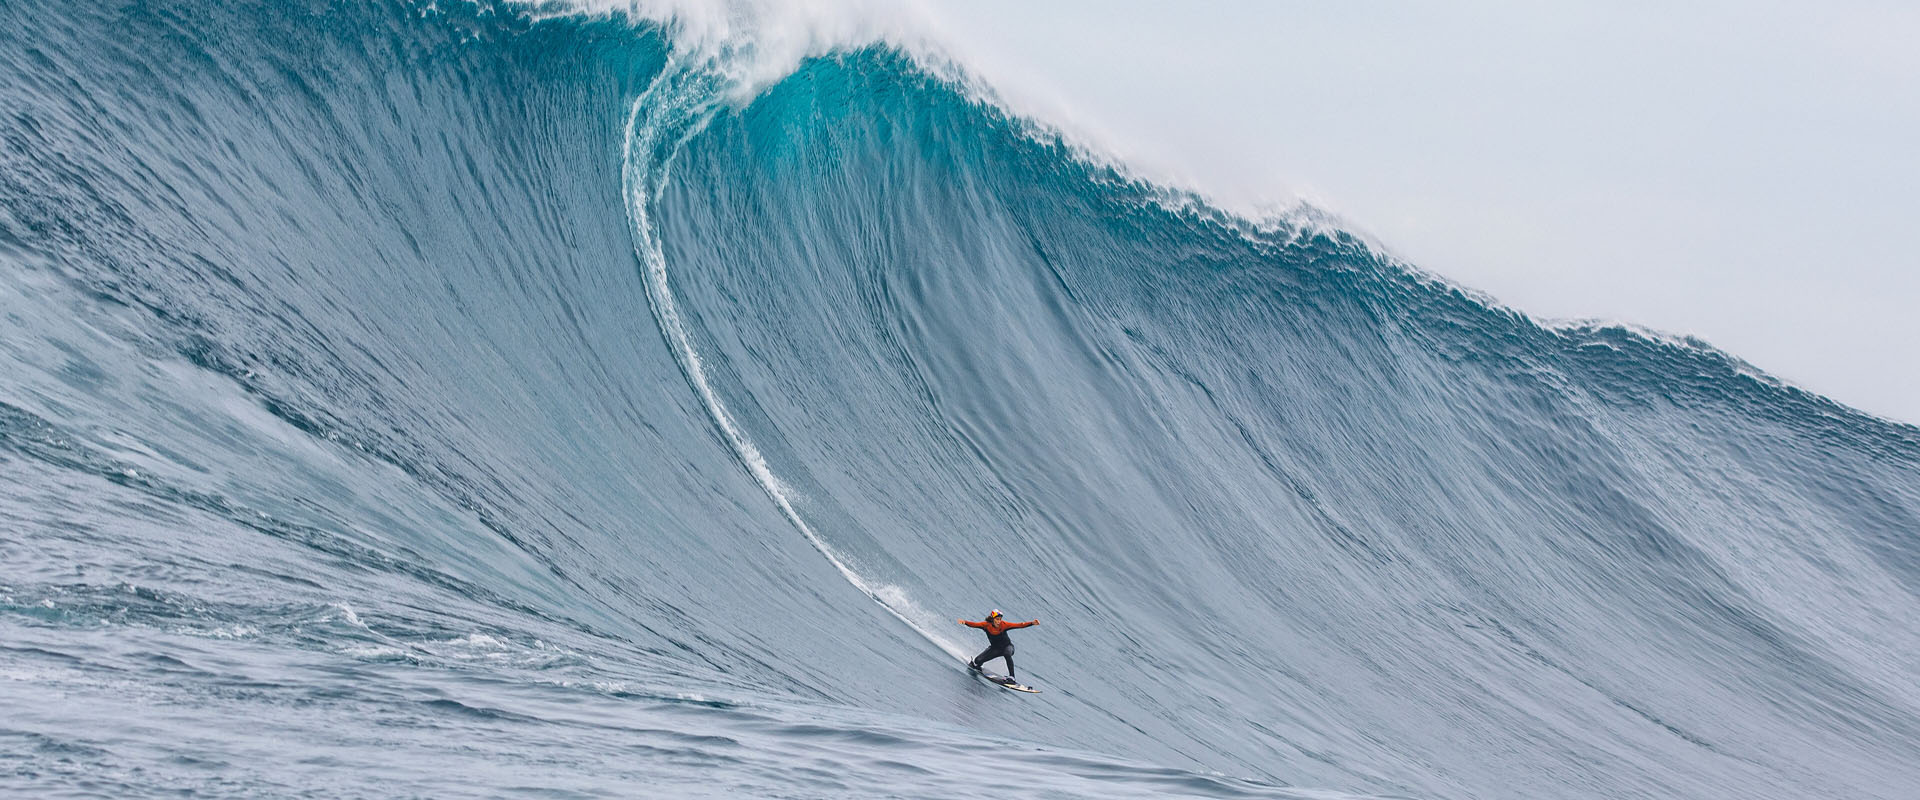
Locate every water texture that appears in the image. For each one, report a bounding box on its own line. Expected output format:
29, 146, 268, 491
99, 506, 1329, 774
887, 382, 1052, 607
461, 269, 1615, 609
3, 2, 1917, 798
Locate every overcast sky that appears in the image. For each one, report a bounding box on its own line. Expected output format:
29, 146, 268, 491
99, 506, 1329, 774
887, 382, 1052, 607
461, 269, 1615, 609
922, 0, 1920, 423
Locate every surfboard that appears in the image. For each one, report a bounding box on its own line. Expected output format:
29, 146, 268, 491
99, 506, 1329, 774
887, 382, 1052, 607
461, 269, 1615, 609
973, 667, 1039, 693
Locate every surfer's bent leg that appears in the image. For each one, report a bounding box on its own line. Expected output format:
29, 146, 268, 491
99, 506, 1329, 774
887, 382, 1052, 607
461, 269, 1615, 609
1003, 643, 1016, 679
970, 645, 997, 670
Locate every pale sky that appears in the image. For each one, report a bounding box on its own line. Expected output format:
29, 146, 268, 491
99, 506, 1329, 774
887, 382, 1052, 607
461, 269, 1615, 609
925, 0, 1920, 423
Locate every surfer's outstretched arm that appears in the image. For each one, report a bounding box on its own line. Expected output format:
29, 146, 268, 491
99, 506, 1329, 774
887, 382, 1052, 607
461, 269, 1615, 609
958, 618, 988, 628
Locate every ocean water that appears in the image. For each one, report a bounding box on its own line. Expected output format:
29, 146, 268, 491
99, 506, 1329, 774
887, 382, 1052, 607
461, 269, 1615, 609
3, 2, 1918, 798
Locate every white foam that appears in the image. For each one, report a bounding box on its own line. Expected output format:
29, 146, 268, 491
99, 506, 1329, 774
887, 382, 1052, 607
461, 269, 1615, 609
178, 624, 259, 639
443, 632, 508, 649
513, 0, 945, 102
339, 644, 413, 660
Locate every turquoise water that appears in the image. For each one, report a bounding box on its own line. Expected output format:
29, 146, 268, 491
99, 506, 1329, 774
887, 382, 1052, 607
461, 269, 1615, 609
3, 2, 1917, 797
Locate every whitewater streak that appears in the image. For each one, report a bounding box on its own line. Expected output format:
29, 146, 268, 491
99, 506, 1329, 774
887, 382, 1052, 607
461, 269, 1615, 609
621, 62, 969, 661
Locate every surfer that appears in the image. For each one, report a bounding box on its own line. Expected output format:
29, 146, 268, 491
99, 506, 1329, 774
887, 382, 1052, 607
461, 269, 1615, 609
958, 610, 1039, 680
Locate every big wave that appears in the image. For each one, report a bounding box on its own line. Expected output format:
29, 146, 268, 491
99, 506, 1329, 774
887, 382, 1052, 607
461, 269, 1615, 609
2, 2, 1916, 798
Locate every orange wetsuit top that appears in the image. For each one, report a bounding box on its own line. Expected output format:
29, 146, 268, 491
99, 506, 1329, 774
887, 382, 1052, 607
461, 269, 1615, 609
959, 617, 1037, 646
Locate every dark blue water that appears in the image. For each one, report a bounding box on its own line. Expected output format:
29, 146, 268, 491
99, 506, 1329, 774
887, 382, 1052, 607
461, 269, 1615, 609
4, 2, 1918, 797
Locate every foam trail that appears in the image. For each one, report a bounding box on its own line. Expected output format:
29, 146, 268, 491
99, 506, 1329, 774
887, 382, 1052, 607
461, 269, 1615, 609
621, 64, 969, 662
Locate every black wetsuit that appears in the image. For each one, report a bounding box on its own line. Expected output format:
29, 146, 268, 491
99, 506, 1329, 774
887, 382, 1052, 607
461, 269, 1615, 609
969, 629, 1016, 678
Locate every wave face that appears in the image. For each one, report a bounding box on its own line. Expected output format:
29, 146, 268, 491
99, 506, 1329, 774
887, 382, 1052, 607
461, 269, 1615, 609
4, 2, 1919, 797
